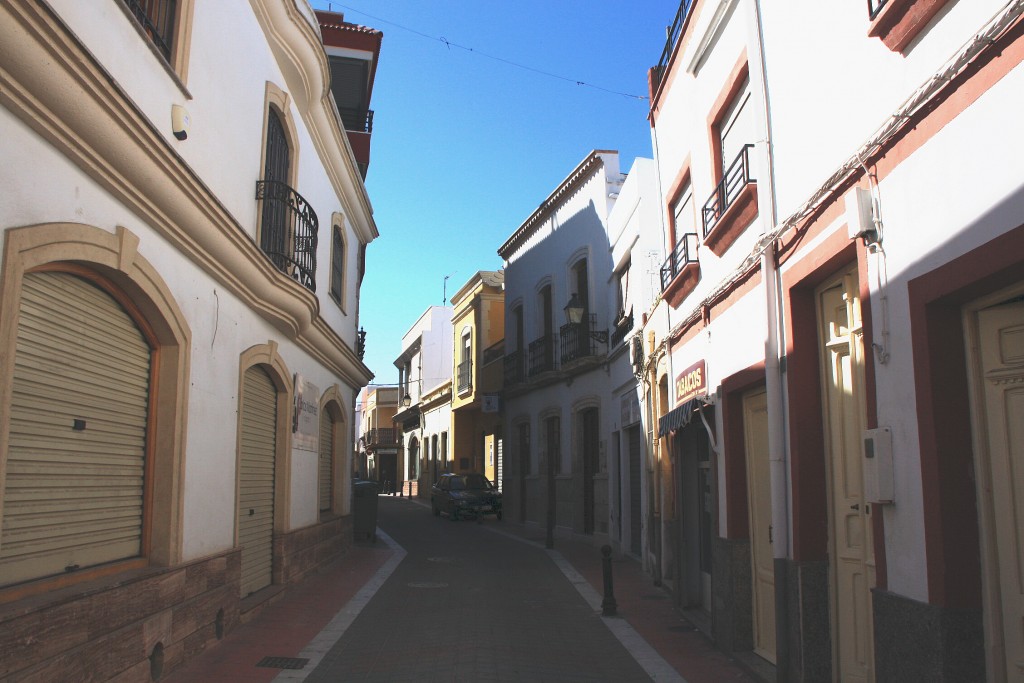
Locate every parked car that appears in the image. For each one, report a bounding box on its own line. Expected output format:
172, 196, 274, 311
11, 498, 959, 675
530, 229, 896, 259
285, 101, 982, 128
431, 472, 502, 521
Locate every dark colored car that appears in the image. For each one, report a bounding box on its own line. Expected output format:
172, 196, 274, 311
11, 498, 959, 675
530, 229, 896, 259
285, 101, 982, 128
431, 472, 503, 521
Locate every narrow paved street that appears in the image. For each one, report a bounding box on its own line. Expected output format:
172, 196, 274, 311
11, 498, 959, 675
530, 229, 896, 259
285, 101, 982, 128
165, 495, 759, 682
303, 497, 654, 681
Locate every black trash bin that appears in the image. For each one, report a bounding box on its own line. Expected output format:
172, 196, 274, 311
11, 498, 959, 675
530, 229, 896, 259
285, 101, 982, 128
352, 479, 379, 542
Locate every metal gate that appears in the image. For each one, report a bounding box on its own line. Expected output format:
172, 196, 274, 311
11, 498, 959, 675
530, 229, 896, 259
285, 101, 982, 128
1, 271, 151, 587
238, 366, 277, 597
319, 410, 334, 514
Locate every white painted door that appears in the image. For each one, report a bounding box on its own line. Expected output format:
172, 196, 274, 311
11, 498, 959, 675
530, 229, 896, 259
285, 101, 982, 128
818, 267, 874, 683
743, 388, 776, 663
976, 299, 1024, 680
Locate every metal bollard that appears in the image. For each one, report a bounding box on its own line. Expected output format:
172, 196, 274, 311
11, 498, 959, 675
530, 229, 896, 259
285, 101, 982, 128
601, 545, 617, 617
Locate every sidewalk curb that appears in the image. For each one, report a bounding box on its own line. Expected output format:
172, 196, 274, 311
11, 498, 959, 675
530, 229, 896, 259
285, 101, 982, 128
271, 530, 406, 682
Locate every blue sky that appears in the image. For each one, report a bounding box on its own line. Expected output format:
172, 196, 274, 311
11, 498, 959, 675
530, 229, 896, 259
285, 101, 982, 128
310, 1, 677, 384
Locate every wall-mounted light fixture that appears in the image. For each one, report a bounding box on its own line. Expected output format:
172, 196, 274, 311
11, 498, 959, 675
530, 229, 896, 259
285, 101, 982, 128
564, 293, 608, 343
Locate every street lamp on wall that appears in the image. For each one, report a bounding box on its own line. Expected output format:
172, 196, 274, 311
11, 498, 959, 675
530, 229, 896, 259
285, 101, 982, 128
402, 392, 411, 407
564, 293, 609, 343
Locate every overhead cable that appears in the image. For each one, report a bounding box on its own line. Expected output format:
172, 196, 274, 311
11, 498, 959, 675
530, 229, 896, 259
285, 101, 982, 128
324, 2, 649, 101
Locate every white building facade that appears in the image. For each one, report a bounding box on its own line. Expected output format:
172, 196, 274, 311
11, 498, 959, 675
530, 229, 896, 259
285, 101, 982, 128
500, 150, 625, 542
0, 0, 376, 678
393, 306, 454, 494
605, 158, 663, 561
645, 0, 1024, 680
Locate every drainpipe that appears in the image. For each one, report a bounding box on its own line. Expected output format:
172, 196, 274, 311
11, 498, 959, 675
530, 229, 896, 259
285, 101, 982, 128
751, 0, 791, 678
648, 109, 672, 588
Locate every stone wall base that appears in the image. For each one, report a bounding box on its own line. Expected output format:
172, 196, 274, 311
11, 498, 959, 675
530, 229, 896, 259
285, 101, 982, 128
872, 588, 985, 682
0, 514, 355, 681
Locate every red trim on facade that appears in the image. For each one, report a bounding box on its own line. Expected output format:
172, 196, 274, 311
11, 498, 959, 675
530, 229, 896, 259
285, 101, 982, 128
909, 221, 1024, 608
703, 182, 758, 256
855, 245, 888, 590
868, 0, 952, 53
648, 0, 706, 122
665, 160, 693, 250
664, 263, 701, 309
721, 365, 767, 539
782, 238, 858, 562
347, 131, 370, 169
668, 267, 762, 349
776, 195, 848, 268
707, 53, 749, 183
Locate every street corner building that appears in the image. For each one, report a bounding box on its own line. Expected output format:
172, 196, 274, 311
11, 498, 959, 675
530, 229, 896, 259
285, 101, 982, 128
640, 0, 1024, 681
0, 0, 382, 679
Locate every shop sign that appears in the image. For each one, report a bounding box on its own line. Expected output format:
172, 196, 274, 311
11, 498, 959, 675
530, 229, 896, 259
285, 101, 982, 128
675, 360, 706, 403
293, 373, 320, 452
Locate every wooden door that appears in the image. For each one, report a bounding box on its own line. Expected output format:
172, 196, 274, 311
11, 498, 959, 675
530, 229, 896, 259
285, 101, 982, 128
818, 267, 874, 683
974, 299, 1024, 680
743, 387, 776, 663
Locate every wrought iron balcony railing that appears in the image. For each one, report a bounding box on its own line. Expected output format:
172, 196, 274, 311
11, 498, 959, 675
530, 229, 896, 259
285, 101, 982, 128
482, 340, 504, 366
457, 358, 473, 393
357, 326, 366, 360
339, 107, 374, 134
124, 0, 177, 60
661, 233, 699, 291
868, 0, 888, 19
504, 350, 525, 386
364, 428, 397, 447
652, 0, 695, 86
560, 315, 600, 364
255, 180, 318, 292
702, 144, 755, 239
611, 311, 634, 348
528, 335, 555, 376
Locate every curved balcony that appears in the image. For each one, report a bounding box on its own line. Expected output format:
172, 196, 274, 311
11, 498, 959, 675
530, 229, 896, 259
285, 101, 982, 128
256, 180, 318, 291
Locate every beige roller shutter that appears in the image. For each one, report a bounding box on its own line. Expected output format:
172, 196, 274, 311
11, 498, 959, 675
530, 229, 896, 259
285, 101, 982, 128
1, 272, 151, 587
319, 411, 334, 514
238, 366, 277, 597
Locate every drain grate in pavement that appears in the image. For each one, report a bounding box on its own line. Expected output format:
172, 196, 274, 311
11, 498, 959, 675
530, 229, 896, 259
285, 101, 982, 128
256, 656, 309, 670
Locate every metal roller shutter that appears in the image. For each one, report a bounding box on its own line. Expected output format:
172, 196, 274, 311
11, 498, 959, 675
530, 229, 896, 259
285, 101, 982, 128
318, 411, 333, 513
1, 272, 151, 587
238, 366, 277, 597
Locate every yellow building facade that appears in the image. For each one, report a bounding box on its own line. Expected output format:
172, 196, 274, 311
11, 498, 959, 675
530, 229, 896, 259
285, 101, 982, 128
449, 271, 505, 483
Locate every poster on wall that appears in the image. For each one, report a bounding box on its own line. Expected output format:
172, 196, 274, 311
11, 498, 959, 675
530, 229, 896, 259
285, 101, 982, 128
293, 373, 320, 452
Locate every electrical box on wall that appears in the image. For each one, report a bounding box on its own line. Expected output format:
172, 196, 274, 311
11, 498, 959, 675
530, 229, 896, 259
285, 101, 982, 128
863, 427, 894, 504
845, 186, 875, 242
